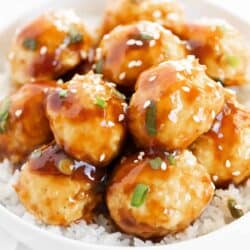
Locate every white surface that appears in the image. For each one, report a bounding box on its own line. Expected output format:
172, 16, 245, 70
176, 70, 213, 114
0, 0, 250, 250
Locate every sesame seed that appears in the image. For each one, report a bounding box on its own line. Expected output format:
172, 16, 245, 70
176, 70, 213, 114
232, 171, 241, 177
57, 79, 64, 84
8, 52, 15, 60
134, 159, 139, 164
185, 193, 191, 201
177, 73, 185, 81
138, 151, 145, 161
121, 103, 128, 112
149, 76, 157, 82
40, 46, 47, 55
149, 40, 156, 47
70, 89, 77, 93
103, 34, 110, 40
225, 160, 231, 168
128, 60, 142, 68
218, 145, 223, 151
182, 86, 190, 92
212, 175, 219, 182
167, 13, 179, 21
218, 133, 224, 138
118, 114, 125, 122
211, 110, 216, 119
161, 162, 167, 171
143, 100, 151, 109
43, 88, 49, 93
15, 109, 23, 117
152, 10, 162, 18
127, 39, 143, 46
99, 153, 106, 162
119, 72, 126, 80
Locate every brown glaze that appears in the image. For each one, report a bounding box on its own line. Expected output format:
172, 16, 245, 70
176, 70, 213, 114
106, 150, 214, 239
0, 82, 57, 165
10, 11, 93, 84
128, 57, 225, 150
98, 21, 187, 89
30, 143, 106, 184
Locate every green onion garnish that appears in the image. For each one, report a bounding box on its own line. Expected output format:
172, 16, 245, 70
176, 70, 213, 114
149, 157, 163, 170
64, 27, 83, 45
168, 154, 176, 165
95, 59, 104, 74
226, 55, 240, 68
131, 184, 149, 207
22, 38, 37, 51
138, 33, 154, 41
95, 97, 107, 109
228, 199, 244, 219
145, 100, 157, 136
58, 89, 68, 98
0, 97, 10, 133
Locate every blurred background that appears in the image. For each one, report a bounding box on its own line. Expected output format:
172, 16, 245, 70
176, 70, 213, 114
0, 0, 249, 30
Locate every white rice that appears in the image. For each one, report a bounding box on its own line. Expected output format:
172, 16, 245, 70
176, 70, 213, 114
1, 159, 250, 247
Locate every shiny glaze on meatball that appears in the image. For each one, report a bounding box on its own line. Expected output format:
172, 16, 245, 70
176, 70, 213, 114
9, 10, 93, 85
128, 56, 224, 150
107, 150, 214, 239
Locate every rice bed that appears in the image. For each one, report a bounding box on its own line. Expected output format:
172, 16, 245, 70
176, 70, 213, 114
1, 160, 250, 247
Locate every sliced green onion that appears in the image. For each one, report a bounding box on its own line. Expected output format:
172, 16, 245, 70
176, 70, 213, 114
22, 38, 37, 51
113, 89, 126, 100
228, 199, 244, 219
64, 27, 83, 45
149, 157, 163, 170
31, 149, 42, 159
95, 97, 107, 109
226, 55, 240, 68
138, 33, 154, 41
168, 154, 176, 165
58, 89, 68, 98
57, 158, 74, 175
95, 60, 104, 74
145, 100, 157, 136
131, 184, 149, 207
0, 97, 10, 134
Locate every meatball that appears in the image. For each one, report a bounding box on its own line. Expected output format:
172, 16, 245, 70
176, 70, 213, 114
46, 72, 127, 167
15, 143, 105, 226
128, 56, 225, 150
191, 90, 250, 187
106, 150, 214, 239
100, 0, 185, 37
95, 21, 187, 89
9, 10, 93, 85
181, 18, 249, 86
0, 82, 55, 165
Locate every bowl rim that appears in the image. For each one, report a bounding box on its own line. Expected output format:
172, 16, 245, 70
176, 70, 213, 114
0, 0, 250, 249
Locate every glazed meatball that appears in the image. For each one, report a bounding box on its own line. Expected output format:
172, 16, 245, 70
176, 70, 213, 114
100, 0, 185, 37
15, 143, 105, 226
46, 72, 127, 167
128, 56, 225, 150
95, 21, 187, 89
106, 150, 214, 239
9, 10, 93, 85
181, 18, 250, 86
191, 90, 250, 187
0, 82, 55, 165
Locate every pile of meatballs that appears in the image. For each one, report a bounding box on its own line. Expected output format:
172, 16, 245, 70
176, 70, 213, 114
1, 0, 250, 240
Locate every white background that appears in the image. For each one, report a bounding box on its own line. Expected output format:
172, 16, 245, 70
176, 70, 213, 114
0, 0, 249, 249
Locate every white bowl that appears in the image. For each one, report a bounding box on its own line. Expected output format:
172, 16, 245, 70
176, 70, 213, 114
0, 0, 250, 249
